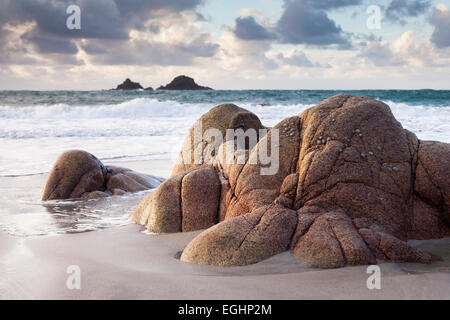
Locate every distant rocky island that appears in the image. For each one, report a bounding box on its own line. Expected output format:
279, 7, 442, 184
157, 75, 213, 90
114, 78, 144, 90
112, 75, 212, 91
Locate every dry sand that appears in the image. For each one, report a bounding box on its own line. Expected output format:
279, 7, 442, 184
1, 224, 449, 299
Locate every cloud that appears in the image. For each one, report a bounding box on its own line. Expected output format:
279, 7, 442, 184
0, 0, 203, 39
361, 40, 405, 66
21, 29, 78, 54
361, 30, 450, 68
385, 0, 431, 24
229, 1, 360, 48
233, 16, 276, 41
355, 33, 383, 47
301, 0, 362, 10
81, 11, 218, 66
0, 23, 37, 64
430, 4, 450, 48
215, 27, 278, 72
0, 0, 206, 65
276, 0, 352, 48
114, 0, 203, 17
84, 35, 218, 66
238, 9, 263, 17
276, 50, 329, 68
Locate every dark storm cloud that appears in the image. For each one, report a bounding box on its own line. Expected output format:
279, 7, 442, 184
80, 41, 110, 55
385, 0, 431, 24
276, 0, 352, 48
0, 0, 203, 39
430, 5, 450, 48
301, 0, 362, 10
0, 0, 126, 41
233, 16, 276, 41
228, 0, 357, 48
83, 34, 218, 66
0, 0, 204, 64
114, 0, 203, 18
0, 28, 37, 64
22, 31, 78, 55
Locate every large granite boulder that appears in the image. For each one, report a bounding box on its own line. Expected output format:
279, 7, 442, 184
180, 203, 298, 266
42, 150, 162, 201
131, 95, 450, 268
131, 166, 221, 233
171, 103, 266, 175
157, 75, 212, 90
114, 78, 143, 90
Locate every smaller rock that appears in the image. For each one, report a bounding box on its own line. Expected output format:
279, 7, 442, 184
111, 188, 127, 196
82, 191, 109, 199
42, 150, 161, 201
114, 78, 143, 90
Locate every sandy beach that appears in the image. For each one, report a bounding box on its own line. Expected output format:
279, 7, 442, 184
1, 224, 449, 300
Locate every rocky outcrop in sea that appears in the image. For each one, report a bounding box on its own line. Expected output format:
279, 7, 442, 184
157, 75, 213, 90
114, 78, 144, 90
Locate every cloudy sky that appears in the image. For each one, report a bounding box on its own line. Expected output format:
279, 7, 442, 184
0, 0, 450, 90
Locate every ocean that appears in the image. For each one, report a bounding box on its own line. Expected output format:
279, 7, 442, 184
0, 89, 449, 236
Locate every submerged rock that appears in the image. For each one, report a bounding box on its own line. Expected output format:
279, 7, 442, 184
114, 78, 143, 90
130, 94, 450, 268
157, 75, 212, 90
42, 150, 163, 201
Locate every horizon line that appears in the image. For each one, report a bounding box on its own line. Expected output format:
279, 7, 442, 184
1, 88, 449, 91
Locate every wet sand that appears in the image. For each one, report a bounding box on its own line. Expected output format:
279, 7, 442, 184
1, 224, 449, 299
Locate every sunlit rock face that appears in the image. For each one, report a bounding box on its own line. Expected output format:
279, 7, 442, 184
132, 95, 450, 268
